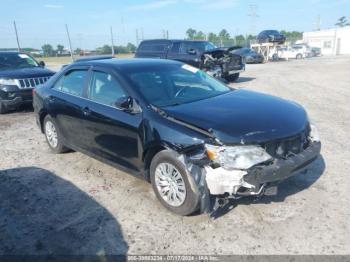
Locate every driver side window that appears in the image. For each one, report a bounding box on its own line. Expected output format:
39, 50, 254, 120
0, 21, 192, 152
88, 71, 126, 106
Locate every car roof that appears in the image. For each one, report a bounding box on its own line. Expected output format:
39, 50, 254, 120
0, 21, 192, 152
0, 51, 20, 54
139, 39, 209, 43
72, 58, 182, 70
261, 30, 279, 33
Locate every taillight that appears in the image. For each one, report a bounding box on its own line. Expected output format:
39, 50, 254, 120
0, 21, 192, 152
32, 88, 36, 96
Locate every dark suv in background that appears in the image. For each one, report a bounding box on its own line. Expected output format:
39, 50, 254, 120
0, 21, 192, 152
257, 30, 286, 44
0, 51, 54, 113
135, 39, 245, 82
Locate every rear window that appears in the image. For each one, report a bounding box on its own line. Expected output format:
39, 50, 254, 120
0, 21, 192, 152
138, 42, 169, 52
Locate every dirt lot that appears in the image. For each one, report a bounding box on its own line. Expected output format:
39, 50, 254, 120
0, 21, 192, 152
1, 56, 350, 255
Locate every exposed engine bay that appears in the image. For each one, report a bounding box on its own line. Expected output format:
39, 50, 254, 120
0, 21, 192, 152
200, 48, 244, 80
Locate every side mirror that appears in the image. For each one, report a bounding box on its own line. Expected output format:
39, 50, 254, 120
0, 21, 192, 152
187, 49, 197, 55
115, 96, 132, 110
115, 96, 142, 114
39, 61, 45, 67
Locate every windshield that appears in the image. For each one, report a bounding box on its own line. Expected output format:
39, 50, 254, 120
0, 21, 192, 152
123, 63, 231, 107
0, 53, 39, 70
234, 48, 252, 55
184, 41, 217, 52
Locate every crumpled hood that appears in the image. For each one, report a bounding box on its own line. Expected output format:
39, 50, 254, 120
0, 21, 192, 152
202, 47, 240, 58
162, 89, 308, 144
0, 67, 55, 79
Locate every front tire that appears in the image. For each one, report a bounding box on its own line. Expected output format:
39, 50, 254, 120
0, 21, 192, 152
150, 150, 200, 216
296, 54, 303, 59
44, 115, 69, 154
225, 73, 239, 82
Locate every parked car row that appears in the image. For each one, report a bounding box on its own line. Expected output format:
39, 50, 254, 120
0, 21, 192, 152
276, 44, 322, 60
0, 50, 321, 216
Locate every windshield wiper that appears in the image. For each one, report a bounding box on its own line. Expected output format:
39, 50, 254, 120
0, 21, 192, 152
164, 102, 182, 107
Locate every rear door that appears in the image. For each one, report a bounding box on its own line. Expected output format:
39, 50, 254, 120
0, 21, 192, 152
48, 66, 90, 150
135, 40, 170, 58
82, 67, 143, 172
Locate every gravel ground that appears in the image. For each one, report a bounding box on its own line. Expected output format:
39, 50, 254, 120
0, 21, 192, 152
0, 56, 350, 255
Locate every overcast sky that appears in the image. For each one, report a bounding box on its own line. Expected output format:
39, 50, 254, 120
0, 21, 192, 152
0, 0, 349, 50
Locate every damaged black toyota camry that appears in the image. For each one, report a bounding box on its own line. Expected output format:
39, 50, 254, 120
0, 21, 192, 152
33, 58, 321, 216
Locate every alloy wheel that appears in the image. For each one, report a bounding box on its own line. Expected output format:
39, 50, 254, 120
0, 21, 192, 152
154, 163, 187, 207
45, 121, 58, 148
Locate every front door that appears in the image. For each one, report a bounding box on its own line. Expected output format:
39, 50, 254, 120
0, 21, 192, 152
82, 68, 143, 172
167, 42, 201, 67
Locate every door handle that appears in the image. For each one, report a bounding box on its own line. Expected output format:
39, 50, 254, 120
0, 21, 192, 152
82, 107, 91, 116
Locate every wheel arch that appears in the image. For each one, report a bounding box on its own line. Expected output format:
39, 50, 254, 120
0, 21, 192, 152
143, 144, 168, 181
39, 110, 49, 133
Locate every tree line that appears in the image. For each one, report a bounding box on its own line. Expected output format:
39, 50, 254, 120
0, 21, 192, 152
185, 28, 303, 47
41, 43, 137, 57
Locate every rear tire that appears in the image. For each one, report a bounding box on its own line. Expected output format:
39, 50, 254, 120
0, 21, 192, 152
272, 53, 279, 61
225, 73, 239, 82
44, 115, 69, 154
150, 150, 200, 216
0, 101, 7, 114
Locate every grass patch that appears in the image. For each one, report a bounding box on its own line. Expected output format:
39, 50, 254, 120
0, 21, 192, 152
40, 53, 134, 64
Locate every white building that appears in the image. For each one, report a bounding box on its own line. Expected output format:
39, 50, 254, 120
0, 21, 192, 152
303, 26, 350, 55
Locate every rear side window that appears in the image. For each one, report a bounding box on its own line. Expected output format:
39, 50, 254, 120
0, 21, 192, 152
88, 71, 126, 106
138, 42, 169, 52
53, 70, 88, 97
170, 42, 180, 53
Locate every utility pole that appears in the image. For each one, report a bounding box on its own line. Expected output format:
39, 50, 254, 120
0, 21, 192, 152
141, 28, 144, 41
248, 4, 259, 37
316, 15, 321, 30
65, 24, 74, 62
166, 30, 169, 39
136, 29, 139, 46
110, 26, 115, 56
13, 21, 21, 52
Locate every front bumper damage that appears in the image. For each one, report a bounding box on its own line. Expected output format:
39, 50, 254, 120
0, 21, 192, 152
185, 141, 321, 214
0, 85, 33, 111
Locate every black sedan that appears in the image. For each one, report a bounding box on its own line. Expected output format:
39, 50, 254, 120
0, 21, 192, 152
257, 30, 286, 44
232, 48, 264, 64
0, 51, 54, 113
33, 58, 321, 215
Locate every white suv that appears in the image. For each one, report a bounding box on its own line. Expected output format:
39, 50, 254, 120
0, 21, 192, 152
278, 45, 311, 60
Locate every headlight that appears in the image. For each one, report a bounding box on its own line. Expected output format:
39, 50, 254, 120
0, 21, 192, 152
309, 122, 320, 142
206, 144, 272, 170
0, 78, 18, 86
